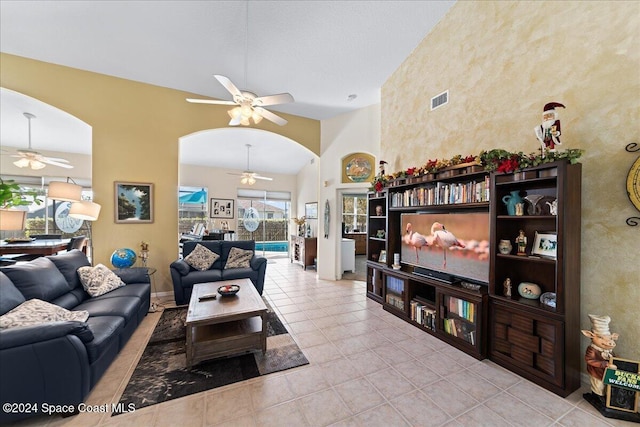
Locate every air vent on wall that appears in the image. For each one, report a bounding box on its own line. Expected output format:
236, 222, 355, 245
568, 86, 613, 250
431, 90, 449, 110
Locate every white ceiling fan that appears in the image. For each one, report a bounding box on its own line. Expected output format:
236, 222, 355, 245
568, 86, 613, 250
187, 75, 294, 126
228, 144, 273, 185
186, 1, 293, 127
7, 112, 73, 170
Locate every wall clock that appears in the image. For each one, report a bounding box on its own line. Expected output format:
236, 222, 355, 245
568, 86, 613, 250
626, 143, 640, 226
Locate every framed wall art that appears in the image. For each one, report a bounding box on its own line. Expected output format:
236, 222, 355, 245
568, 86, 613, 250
341, 152, 375, 184
210, 198, 234, 219
305, 202, 318, 219
114, 182, 154, 223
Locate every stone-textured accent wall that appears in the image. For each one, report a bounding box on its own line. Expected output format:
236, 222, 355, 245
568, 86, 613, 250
382, 1, 639, 360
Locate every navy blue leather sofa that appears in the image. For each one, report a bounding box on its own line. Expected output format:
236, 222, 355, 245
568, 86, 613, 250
170, 240, 266, 305
0, 250, 150, 423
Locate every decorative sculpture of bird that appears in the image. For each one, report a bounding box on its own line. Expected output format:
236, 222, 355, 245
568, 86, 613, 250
404, 223, 432, 262
430, 222, 466, 268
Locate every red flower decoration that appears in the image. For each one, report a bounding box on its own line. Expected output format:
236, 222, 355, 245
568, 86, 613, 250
496, 156, 520, 173
406, 167, 416, 176
374, 181, 384, 192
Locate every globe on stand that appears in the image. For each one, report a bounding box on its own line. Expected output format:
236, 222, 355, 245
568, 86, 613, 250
110, 248, 137, 269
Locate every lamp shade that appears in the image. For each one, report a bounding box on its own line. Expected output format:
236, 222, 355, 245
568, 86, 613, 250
48, 181, 82, 202
0, 209, 27, 231
69, 201, 101, 221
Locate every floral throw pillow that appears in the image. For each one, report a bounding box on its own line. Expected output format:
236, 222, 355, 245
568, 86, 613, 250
184, 244, 220, 271
224, 247, 253, 269
0, 299, 89, 329
77, 264, 126, 297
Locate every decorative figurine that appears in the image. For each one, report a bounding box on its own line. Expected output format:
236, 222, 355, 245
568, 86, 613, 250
503, 278, 512, 297
376, 205, 383, 216
515, 202, 524, 216
581, 314, 619, 398
546, 199, 558, 216
515, 230, 527, 255
379, 160, 387, 176
139, 241, 149, 267
535, 102, 565, 156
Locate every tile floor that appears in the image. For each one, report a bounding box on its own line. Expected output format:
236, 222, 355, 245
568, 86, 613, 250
10, 256, 635, 427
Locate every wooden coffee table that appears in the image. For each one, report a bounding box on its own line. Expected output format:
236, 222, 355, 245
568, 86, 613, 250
186, 278, 267, 368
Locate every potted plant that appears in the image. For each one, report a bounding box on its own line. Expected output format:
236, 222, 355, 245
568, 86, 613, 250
0, 179, 40, 233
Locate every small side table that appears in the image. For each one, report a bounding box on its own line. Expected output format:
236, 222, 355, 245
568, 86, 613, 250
146, 267, 161, 312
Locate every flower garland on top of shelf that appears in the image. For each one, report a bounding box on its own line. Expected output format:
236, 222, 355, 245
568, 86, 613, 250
368, 148, 583, 191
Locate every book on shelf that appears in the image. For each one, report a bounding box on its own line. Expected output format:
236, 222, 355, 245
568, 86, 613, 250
447, 297, 475, 323
390, 176, 490, 208
444, 318, 476, 345
410, 298, 436, 331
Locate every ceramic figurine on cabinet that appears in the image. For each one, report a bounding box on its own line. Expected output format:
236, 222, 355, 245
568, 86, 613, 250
546, 199, 558, 216
376, 205, 383, 216
503, 278, 512, 297
515, 230, 527, 255
534, 102, 565, 155
581, 314, 619, 398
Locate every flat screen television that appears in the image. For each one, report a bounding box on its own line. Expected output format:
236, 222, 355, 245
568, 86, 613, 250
401, 212, 490, 284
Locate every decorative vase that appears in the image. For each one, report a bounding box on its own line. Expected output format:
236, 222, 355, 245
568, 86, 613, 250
498, 239, 513, 255
502, 190, 523, 216
518, 282, 542, 299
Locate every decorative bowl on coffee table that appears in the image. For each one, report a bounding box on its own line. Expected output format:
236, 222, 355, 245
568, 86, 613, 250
217, 284, 240, 297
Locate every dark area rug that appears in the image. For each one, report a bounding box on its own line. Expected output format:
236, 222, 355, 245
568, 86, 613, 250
114, 299, 308, 414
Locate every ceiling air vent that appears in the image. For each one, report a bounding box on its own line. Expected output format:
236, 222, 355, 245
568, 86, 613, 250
431, 90, 449, 111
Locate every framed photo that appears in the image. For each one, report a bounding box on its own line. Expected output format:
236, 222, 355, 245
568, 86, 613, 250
379, 250, 387, 263
114, 182, 153, 223
532, 231, 557, 258
305, 202, 318, 219
210, 198, 234, 219
606, 357, 640, 413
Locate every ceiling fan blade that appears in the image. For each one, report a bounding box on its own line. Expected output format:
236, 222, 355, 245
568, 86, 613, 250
186, 98, 237, 105
256, 108, 288, 126
227, 172, 243, 176
43, 157, 70, 163
214, 75, 243, 99
42, 158, 74, 169
252, 93, 294, 107
254, 175, 273, 181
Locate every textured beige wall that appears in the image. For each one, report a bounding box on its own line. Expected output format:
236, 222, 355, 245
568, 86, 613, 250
382, 1, 640, 361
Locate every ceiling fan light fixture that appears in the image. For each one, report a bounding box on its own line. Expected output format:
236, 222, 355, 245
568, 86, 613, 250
251, 111, 263, 124
30, 160, 46, 170
13, 157, 30, 168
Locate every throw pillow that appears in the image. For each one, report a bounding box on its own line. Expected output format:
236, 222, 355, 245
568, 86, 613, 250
0, 299, 89, 329
184, 244, 220, 271
77, 264, 126, 297
224, 247, 253, 269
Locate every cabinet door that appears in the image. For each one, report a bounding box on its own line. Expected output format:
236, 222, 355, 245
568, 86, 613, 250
366, 264, 384, 302
490, 301, 564, 388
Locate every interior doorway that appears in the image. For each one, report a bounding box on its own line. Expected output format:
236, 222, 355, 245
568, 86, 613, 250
339, 190, 367, 281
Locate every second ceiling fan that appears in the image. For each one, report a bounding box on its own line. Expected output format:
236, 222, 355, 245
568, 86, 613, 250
228, 144, 273, 185
187, 75, 293, 126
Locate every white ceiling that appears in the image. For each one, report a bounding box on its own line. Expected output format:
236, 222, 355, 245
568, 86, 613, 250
0, 0, 454, 175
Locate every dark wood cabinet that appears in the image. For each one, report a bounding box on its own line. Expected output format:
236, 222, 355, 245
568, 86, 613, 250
488, 160, 581, 397
291, 235, 317, 270
366, 191, 387, 302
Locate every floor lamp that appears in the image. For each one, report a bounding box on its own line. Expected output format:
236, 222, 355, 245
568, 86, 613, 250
69, 200, 101, 264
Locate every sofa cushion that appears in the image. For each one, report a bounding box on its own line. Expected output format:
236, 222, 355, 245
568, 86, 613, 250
221, 267, 258, 283
77, 264, 126, 297
74, 296, 141, 321
0, 272, 25, 315
83, 316, 124, 363
47, 249, 91, 291
0, 299, 89, 329
224, 247, 253, 269
181, 269, 223, 288
2, 257, 70, 302
184, 244, 220, 271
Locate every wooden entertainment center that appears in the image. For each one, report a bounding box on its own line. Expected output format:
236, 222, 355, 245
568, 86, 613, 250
366, 160, 581, 397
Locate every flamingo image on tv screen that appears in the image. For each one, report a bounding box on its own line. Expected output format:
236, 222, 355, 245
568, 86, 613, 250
401, 212, 490, 284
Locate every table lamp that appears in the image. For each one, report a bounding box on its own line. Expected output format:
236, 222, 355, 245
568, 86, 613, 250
0, 209, 27, 239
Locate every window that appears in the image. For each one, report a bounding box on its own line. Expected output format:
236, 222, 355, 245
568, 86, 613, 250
236, 189, 291, 251
342, 194, 367, 234
178, 186, 208, 234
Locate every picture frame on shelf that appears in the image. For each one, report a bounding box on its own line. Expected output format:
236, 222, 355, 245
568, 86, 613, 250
210, 198, 234, 219
305, 202, 318, 219
114, 182, 154, 223
379, 250, 387, 263
532, 231, 557, 258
